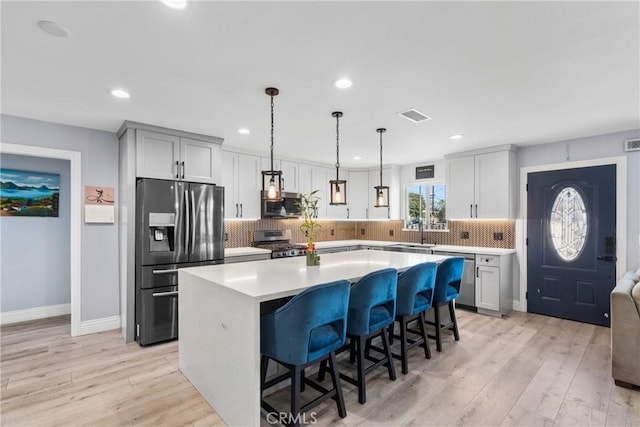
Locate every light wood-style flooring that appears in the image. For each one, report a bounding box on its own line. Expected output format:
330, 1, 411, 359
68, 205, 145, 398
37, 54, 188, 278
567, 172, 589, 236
1, 310, 638, 426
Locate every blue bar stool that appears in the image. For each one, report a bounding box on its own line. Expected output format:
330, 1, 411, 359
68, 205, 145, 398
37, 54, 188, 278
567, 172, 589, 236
427, 257, 465, 352
388, 262, 437, 374
260, 279, 351, 426
321, 268, 398, 404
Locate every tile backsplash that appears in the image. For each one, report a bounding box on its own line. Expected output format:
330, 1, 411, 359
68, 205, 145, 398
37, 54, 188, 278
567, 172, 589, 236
225, 219, 514, 249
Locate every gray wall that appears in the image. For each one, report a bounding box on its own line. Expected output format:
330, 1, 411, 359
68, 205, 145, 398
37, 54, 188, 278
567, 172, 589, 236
1, 114, 119, 321
0, 154, 71, 312
517, 129, 640, 271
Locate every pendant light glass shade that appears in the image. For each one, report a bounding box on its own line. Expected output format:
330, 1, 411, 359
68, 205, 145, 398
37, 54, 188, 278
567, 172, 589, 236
261, 87, 283, 200
329, 111, 347, 205
373, 128, 389, 208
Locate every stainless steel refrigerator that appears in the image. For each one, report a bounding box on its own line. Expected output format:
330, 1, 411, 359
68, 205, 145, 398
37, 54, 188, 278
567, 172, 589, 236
135, 178, 224, 345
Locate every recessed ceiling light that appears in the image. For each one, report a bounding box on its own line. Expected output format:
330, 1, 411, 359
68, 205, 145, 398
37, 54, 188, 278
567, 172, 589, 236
37, 20, 69, 37
238, 128, 250, 135
352, 156, 362, 160
110, 89, 131, 99
449, 134, 464, 140
335, 78, 353, 89
160, 0, 187, 9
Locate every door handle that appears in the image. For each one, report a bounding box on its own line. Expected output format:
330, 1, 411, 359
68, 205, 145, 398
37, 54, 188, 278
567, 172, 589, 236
184, 189, 190, 252
181, 161, 185, 179
388, 207, 390, 219
475, 204, 478, 218
190, 190, 196, 252
152, 291, 179, 297
346, 207, 350, 219
235, 203, 239, 218
470, 204, 473, 218
240, 203, 243, 218
597, 255, 617, 262
152, 269, 179, 275
175, 161, 179, 179
476, 266, 479, 278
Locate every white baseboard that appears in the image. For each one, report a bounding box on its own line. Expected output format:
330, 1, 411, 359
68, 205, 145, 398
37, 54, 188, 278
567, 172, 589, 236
79, 315, 121, 335
0, 303, 70, 325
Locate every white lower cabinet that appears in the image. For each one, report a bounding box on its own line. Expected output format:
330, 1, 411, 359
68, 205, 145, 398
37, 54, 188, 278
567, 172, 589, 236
474, 254, 513, 317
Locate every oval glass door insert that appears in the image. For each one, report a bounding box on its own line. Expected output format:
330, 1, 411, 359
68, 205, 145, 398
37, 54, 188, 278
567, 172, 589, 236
549, 186, 588, 261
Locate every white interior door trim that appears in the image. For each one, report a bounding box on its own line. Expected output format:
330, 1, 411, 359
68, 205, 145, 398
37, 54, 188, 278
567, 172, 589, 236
517, 156, 627, 312
0, 142, 82, 336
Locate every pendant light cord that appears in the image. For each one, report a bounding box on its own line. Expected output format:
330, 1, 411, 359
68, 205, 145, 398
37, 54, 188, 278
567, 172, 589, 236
270, 93, 275, 174
379, 130, 383, 187
335, 113, 340, 180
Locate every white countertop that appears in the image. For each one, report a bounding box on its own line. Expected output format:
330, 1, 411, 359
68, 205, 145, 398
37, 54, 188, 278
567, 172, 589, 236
181, 250, 448, 302
224, 247, 271, 257
431, 245, 516, 255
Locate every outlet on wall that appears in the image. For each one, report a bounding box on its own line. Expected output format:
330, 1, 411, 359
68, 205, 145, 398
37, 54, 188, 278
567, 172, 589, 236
460, 231, 469, 239
331, 229, 335, 236
224, 232, 229, 242
360, 228, 365, 235
493, 232, 504, 241
389, 229, 394, 237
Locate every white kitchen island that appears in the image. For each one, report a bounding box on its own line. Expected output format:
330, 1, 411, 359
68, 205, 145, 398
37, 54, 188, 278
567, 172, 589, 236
178, 250, 448, 427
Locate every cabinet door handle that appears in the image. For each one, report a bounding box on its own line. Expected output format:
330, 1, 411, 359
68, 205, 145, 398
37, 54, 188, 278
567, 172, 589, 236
282, 177, 285, 191
240, 203, 243, 218
152, 291, 179, 298
387, 207, 390, 219
176, 161, 180, 179
235, 203, 239, 218
475, 204, 478, 218
470, 204, 473, 218
366, 208, 369, 219
476, 266, 479, 278
346, 207, 350, 219
181, 161, 185, 179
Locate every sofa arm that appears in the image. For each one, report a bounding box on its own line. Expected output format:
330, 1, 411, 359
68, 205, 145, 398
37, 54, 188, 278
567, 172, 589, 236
610, 274, 640, 388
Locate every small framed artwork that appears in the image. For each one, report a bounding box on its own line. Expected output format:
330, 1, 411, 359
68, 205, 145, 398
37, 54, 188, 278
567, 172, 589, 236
0, 168, 60, 217
84, 186, 115, 223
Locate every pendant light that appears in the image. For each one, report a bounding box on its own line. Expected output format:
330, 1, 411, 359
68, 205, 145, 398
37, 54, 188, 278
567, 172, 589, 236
373, 128, 389, 207
262, 87, 283, 200
329, 111, 347, 205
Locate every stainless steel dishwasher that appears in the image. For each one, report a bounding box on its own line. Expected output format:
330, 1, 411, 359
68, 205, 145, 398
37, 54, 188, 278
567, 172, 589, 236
431, 251, 476, 311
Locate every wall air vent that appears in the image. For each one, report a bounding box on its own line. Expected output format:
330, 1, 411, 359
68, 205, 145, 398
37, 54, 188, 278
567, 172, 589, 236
398, 109, 431, 123
624, 138, 640, 152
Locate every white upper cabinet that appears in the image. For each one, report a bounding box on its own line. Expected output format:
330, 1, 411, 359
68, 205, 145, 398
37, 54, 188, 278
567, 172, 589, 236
222, 151, 260, 219
280, 160, 299, 193
347, 171, 369, 219
446, 146, 515, 219
136, 130, 221, 184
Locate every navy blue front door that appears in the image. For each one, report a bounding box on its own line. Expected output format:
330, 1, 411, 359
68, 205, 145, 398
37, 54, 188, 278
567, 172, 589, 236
527, 165, 616, 326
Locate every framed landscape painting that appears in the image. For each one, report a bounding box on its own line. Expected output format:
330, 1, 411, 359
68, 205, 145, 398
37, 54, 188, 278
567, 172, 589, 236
0, 168, 60, 217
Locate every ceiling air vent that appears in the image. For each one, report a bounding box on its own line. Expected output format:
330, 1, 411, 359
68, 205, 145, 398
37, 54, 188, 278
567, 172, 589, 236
398, 109, 431, 123
624, 138, 640, 152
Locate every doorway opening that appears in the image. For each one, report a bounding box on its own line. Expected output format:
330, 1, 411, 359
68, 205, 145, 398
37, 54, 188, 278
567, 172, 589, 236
0, 142, 82, 336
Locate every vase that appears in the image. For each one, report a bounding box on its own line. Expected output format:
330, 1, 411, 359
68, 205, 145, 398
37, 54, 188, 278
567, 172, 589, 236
306, 243, 320, 266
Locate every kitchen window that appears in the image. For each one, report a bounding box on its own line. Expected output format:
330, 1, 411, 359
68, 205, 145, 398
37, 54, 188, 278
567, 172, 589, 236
405, 183, 447, 230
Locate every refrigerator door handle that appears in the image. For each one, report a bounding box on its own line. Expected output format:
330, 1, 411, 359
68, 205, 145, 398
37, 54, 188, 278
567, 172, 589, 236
152, 291, 179, 297
152, 269, 179, 275
184, 189, 190, 253
190, 190, 196, 252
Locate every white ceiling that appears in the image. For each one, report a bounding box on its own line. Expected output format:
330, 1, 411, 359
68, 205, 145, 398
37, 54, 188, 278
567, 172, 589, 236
2, 1, 639, 167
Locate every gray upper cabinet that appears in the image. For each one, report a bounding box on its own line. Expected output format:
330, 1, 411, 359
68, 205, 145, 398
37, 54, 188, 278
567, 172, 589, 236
136, 130, 221, 184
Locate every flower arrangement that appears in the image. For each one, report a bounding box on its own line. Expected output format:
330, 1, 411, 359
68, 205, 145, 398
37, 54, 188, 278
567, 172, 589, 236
295, 190, 321, 265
